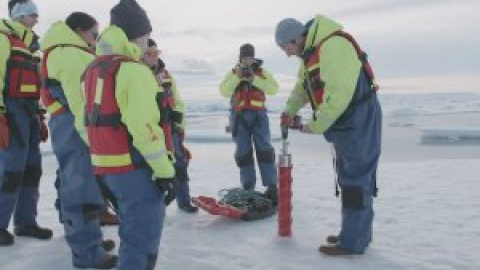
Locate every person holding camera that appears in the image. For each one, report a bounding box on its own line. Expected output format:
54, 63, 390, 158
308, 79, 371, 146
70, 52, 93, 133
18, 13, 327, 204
219, 43, 279, 202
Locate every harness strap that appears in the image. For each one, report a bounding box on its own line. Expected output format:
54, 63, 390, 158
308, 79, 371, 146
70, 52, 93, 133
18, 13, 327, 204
85, 113, 122, 127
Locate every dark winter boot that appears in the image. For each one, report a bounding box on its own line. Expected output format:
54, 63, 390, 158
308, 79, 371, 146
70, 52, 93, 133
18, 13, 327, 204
0, 229, 14, 246
179, 203, 199, 213
14, 225, 53, 240
101, 239, 116, 252
318, 244, 356, 256
74, 254, 118, 269
264, 186, 278, 207
326, 235, 339, 244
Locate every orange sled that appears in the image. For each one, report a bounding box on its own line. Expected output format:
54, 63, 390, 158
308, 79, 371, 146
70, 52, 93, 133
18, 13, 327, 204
192, 196, 246, 219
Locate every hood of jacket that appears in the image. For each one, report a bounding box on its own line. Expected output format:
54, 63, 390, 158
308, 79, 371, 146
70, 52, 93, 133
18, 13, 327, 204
95, 25, 142, 60
0, 18, 35, 47
303, 15, 343, 53
40, 21, 90, 51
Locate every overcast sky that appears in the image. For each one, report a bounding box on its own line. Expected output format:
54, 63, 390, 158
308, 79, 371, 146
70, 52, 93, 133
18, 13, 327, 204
2, 0, 479, 80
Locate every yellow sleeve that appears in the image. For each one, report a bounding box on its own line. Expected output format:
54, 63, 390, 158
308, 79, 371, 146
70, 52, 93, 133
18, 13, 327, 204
283, 64, 309, 116
48, 47, 94, 143
251, 68, 279, 95
116, 62, 175, 179
0, 35, 11, 112
219, 69, 241, 98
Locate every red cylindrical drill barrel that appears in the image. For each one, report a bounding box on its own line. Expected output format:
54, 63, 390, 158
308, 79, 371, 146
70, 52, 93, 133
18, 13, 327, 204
278, 165, 292, 237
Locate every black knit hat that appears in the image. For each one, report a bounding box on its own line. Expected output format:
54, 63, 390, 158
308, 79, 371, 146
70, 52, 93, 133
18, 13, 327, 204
239, 43, 255, 59
110, 0, 152, 40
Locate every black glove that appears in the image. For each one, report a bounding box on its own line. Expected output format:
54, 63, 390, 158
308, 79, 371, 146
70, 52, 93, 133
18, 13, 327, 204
155, 177, 176, 206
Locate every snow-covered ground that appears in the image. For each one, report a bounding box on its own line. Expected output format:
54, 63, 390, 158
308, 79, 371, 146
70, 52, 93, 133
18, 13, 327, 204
1, 79, 480, 269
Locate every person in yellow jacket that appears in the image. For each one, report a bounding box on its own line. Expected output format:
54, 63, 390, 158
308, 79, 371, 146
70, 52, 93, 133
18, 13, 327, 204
0, 0, 51, 246
40, 12, 118, 269
220, 44, 279, 202
82, 1, 175, 269
143, 39, 198, 213
275, 15, 382, 255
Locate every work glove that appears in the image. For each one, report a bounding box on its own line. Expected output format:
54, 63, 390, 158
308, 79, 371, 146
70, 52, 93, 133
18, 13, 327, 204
155, 177, 176, 206
280, 112, 292, 128
0, 114, 9, 149
38, 113, 48, 143
281, 113, 303, 130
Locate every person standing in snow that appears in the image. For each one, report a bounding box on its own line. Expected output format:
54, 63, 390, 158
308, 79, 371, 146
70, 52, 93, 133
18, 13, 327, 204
143, 39, 198, 213
219, 44, 279, 203
0, 0, 52, 246
275, 15, 382, 255
40, 12, 118, 268
83, 0, 175, 269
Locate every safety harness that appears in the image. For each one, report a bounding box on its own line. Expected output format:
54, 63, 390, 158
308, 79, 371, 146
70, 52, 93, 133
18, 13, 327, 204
153, 68, 178, 155
83, 55, 139, 175
40, 44, 94, 116
0, 26, 40, 99
231, 67, 267, 112
301, 30, 379, 119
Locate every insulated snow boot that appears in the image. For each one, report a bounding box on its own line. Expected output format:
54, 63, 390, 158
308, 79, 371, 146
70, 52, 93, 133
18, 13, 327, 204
319, 244, 356, 256
264, 186, 278, 206
101, 239, 115, 252
74, 254, 118, 269
326, 235, 339, 244
0, 229, 14, 246
179, 203, 199, 213
14, 225, 53, 240
100, 210, 119, 226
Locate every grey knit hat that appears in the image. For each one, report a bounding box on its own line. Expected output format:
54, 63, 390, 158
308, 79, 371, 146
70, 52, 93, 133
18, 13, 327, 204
275, 18, 305, 47
110, 0, 152, 40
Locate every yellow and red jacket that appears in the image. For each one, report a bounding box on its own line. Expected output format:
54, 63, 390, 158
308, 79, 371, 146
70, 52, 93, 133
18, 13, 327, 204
83, 25, 174, 179
0, 27, 40, 100
84, 55, 140, 175
40, 44, 94, 117
284, 15, 379, 134
220, 64, 278, 112
153, 68, 176, 155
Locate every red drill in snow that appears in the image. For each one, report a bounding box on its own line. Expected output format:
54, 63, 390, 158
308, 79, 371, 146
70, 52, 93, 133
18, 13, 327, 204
278, 126, 293, 237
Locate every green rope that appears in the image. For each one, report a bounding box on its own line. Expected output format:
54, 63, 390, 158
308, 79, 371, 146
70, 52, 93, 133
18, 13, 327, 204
218, 188, 273, 213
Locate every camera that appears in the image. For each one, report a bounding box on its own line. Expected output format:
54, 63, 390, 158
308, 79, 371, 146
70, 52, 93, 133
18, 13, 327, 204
241, 66, 253, 77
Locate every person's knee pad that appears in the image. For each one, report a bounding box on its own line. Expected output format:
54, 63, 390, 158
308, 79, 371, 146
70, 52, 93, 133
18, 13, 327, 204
1, 171, 23, 193
22, 165, 42, 188
256, 148, 275, 163
341, 186, 364, 209
235, 149, 254, 168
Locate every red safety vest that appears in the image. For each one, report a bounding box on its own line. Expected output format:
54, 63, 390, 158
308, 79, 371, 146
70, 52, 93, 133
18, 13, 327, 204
0, 30, 40, 98
303, 30, 379, 111
83, 55, 138, 175
232, 68, 267, 112
154, 69, 175, 154
40, 44, 94, 116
